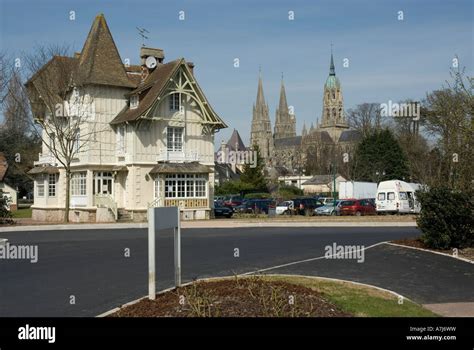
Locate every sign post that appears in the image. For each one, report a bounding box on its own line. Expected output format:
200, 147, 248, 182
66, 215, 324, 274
148, 206, 181, 300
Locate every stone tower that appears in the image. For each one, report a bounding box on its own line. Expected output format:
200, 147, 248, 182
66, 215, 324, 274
274, 77, 296, 140
319, 50, 349, 142
250, 71, 273, 163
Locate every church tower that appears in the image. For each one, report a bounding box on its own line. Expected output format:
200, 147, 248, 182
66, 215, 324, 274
274, 77, 296, 140
250, 71, 273, 163
320, 50, 349, 142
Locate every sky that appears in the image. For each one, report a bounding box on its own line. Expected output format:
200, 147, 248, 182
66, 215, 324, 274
1, 0, 472, 146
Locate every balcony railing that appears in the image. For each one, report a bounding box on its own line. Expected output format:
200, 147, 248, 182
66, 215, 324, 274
34, 153, 59, 166
157, 149, 199, 162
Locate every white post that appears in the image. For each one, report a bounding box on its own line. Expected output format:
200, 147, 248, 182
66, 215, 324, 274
148, 208, 156, 300
174, 207, 182, 287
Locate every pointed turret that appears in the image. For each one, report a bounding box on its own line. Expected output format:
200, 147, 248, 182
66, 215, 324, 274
302, 122, 307, 136
329, 52, 336, 76
76, 14, 134, 88
274, 75, 296, 140
250, 69, 273, 162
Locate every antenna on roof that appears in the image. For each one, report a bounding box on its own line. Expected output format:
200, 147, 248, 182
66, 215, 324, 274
136, 27, 150, 46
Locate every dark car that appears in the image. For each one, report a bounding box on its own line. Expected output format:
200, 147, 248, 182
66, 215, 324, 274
339, 198, 376, 216
213, 202, 233, 218
223, 195, 244, 210
241, 199, 275, 214
292, 197, 324, 216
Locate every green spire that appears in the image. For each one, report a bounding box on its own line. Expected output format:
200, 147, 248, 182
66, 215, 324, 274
329, 51, 335, 76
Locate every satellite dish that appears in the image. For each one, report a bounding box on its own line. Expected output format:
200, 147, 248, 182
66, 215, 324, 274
145, 56, 157, 69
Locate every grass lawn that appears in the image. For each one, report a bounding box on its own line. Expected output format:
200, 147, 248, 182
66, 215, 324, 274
12, 207, 32, 218
265, 275, 438, 317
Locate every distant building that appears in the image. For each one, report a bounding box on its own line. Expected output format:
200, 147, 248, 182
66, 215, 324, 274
301, 174, 346, 195
250, 51, 361, 176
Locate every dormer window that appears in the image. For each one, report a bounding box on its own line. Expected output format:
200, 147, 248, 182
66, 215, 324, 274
130, 95, 139, 109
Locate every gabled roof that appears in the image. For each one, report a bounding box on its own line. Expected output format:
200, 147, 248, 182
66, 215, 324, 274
226, 129, 246, 151
75, 14, 135, 88
303, 174, 343, 186
111, 59, 227, 129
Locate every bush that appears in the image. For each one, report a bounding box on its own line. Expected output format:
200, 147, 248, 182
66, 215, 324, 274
0, 191, 14, 225
274, 185, 304, 200
244, 192, 271, 199
416, 187, 473, 249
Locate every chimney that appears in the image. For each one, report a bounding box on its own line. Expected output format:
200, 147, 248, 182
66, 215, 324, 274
140, 46, 165, 82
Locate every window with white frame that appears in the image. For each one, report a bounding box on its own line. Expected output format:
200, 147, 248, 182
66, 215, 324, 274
116, 125, 126, 154
164, 174, 207, 198
169, 93, 180, 111
167, 127, 183, 152
154, 177, 161, 199
37, 175, 45, 197
71, 172, 87, 196
130, 95, 139, 109
48, 174, 57, 197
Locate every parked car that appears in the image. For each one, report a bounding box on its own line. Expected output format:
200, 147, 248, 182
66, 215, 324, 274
318, 197, 335, 205
339, 198, 376, 216
315, 200, 342, 216
241, 199, 276, 214
298, 197, 325, 215
276, 200, 294, 215
213, 202, 233, 218
223, 195, 244, 210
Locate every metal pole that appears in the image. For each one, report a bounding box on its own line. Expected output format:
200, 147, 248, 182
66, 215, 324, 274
174, 207, 182, 287
148, 208, 156, 300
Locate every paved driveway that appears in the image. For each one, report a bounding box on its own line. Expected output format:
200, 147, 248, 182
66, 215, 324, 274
0, 226, 472, 316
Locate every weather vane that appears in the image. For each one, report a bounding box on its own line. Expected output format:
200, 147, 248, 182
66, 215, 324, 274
136, 27, 149, 46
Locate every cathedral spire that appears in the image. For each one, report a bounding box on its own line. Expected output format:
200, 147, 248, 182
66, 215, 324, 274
329, 49, 336, 76
256, 69, 266, 110
278, 75, 289, 115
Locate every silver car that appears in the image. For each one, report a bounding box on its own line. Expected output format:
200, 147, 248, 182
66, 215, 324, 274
314, 200, 341, 216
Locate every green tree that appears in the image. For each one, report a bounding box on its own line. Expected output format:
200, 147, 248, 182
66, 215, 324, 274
352, 129, 410, 182
240, 145, 267, 191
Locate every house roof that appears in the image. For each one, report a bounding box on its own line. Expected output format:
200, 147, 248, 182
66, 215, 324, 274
214, 163, 241, 180
27, 166, 60, 175
226, 129, 246, 151
303, 174, 343, 186
149, 162, 212, 174
111, 59, 181, 124
111, 59, 227, 129
0, 153, 8, 182
75, 14, 135, 88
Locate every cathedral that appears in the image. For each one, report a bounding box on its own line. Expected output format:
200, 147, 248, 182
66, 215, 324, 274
250, 52, 360, 177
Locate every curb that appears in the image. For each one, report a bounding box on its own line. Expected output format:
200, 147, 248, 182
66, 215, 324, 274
386, 242, 474, 264
0, 221, 417, 232
96, 273, 413, 317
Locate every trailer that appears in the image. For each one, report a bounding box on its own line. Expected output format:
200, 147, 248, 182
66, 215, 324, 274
338, 181, 377, 199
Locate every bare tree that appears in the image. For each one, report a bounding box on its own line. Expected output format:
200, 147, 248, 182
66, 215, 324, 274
346, 103, 383, 138
14, 45, 103, 222
422, 62, 473, 189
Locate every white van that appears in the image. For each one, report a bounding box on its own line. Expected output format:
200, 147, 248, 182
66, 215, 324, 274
375, 180, 421, 214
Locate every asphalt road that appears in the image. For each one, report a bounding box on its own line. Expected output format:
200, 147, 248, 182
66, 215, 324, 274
0, 226, 472, 316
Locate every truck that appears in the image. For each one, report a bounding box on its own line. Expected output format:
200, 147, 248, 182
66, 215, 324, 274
338, 181, 378, 200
